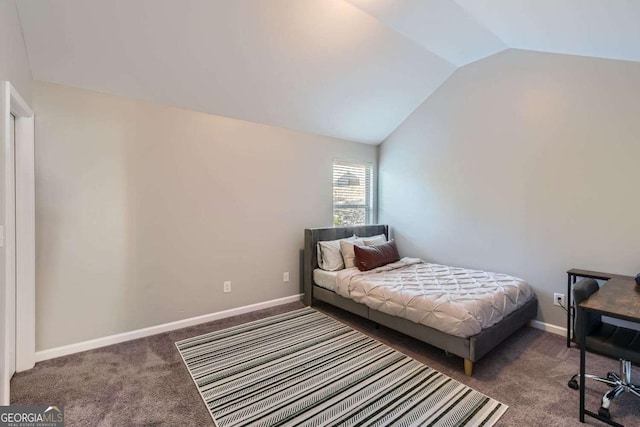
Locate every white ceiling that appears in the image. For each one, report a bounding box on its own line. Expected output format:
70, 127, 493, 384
16, 0, 640, 144
346, 0, 506, 66
456, 0, 640, 63
16, 0, 455, 144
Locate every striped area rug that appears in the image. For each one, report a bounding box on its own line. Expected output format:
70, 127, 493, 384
176, 308, 507, 427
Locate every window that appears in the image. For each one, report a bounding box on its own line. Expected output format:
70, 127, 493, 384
332, 160, 374, 226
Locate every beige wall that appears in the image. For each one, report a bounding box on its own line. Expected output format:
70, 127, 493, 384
379, 49, 640, 329
34, 81, 376, 351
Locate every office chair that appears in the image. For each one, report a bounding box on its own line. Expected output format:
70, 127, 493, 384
567, 278, 640, 419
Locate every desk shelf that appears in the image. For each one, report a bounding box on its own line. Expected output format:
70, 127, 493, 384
566, 269, 634, 348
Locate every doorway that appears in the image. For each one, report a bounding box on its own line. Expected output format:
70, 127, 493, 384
1, 82, 35, 405
7, 113, 16, 379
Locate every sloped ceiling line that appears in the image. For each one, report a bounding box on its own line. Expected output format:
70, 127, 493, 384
346, 0, 507, 67
15, 0, 640, 145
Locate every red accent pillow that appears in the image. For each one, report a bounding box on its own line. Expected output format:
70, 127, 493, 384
354, 240, 400, 271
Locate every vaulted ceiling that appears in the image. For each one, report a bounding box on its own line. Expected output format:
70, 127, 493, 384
16, 0, 640, 144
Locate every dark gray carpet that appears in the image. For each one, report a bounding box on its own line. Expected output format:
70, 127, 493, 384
11, 301, 640, 426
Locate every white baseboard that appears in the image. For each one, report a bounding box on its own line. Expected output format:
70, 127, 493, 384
529, 319, 567, 336
35, 294, 303, 363
35, 296, 568, 363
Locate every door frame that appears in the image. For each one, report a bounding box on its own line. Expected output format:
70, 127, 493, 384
1, 82, 35, 405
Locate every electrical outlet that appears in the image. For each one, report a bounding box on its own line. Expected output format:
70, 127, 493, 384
223, 281, 231, 293
283, 272, 289, 283
554, 292, 565, 307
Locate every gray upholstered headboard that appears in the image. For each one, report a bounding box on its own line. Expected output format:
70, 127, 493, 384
303, 225, 389, 305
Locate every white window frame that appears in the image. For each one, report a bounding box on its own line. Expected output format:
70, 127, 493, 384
332, 160, 376, 226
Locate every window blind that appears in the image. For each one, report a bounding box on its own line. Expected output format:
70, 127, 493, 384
332, 160, 374, 226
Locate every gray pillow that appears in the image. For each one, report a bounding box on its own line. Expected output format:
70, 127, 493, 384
317, 235, 357, 271
363, 234, 387, 246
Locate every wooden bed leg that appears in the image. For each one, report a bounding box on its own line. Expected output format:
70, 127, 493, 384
464, 359, 473, 377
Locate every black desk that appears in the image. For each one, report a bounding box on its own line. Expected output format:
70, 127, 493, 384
566, 269, 633, 347
578, 278, 640, 426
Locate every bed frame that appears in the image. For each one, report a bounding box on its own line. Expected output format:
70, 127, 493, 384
303, 225, 538, 376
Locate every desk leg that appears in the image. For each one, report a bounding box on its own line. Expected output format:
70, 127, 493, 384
579, 305, 586, 423
567, 274, 572, 347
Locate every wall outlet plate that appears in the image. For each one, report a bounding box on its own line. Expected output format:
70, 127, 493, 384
223, 281, 231, 293
554, 292, 565, 307
283, 272, 289, 283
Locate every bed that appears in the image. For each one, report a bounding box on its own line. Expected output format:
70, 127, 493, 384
303, 224, 538, 376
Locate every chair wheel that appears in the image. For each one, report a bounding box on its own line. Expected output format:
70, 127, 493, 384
568, 379, 579, 390
598, 407, 610, 419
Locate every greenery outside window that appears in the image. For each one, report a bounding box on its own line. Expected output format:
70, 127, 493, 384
332, 160, 374, 226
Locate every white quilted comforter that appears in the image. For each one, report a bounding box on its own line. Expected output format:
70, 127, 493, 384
336, 258, 535, 338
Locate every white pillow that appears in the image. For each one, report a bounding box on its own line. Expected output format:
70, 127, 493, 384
363, 234, 387, 246
317, 235, 356, 271
339, 238, 365, 269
